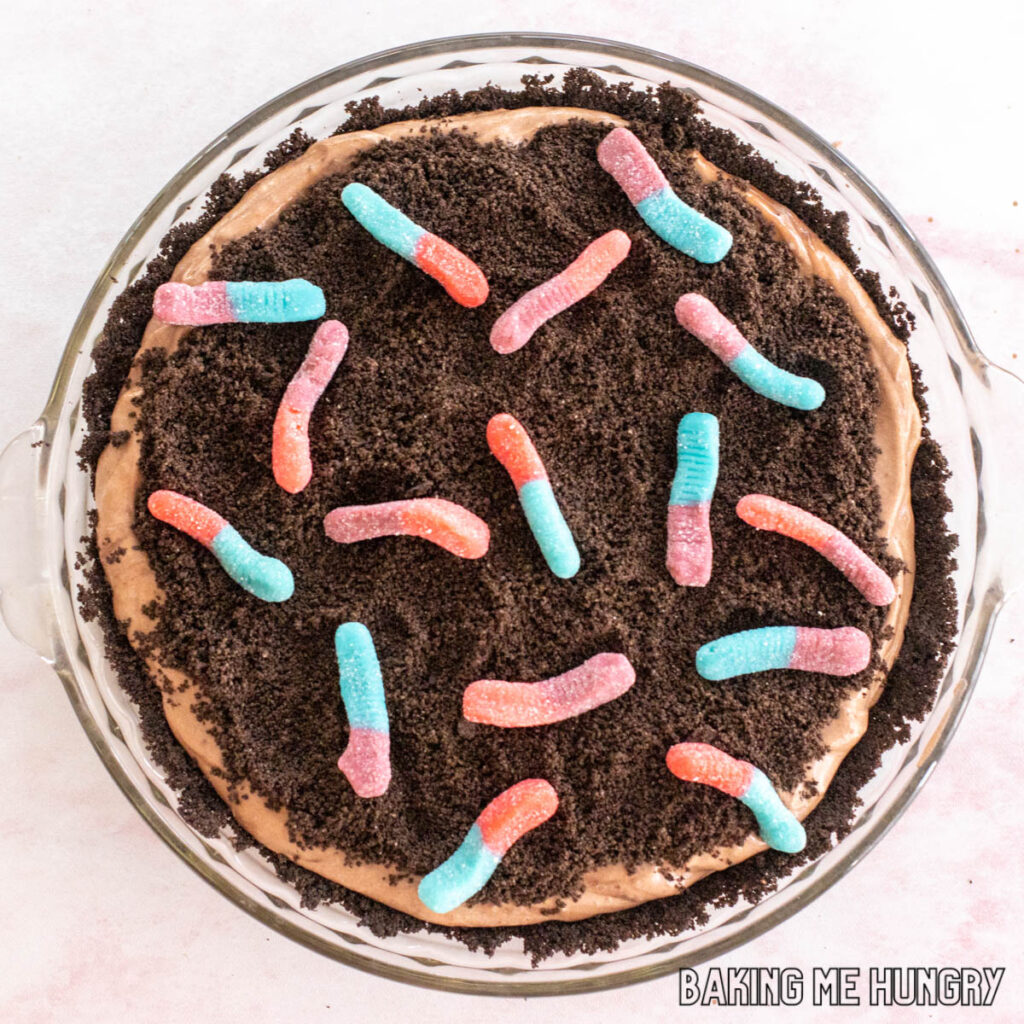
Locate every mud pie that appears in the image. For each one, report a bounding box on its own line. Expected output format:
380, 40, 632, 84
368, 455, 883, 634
81, 73, 958, 958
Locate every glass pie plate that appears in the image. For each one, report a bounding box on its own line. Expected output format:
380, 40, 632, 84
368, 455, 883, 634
1, 33, 1021, 996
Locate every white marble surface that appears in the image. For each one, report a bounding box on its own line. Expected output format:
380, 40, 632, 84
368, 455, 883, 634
1, 2, 1022, 1020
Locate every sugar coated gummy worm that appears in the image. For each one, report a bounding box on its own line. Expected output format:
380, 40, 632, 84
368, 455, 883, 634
324, 499, 490, 559
675, 293, 825, 411
335, 622, 391, 798
486, 413, 580, 579
666, 412, 719, 586
696, 625, 871, 682
666, 742, 805, 853
596, 127, 732, 264
417, 780, 559, 914
462, 652, 635, 727
146, 490, 294, 603
490, 230, 631, 354
272, 320, 350, 494
341, 182, 489, 308
736, 494, 896, 606
152, 279, 326, 326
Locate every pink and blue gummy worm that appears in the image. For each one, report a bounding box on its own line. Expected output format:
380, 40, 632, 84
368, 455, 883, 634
152, 279, 325, 325
339, 182, 488, 307
675, 293, 825, 411
486, 414, 580, 580
335, 623, 390, 795
696, 625, 870, 681
146, 490, 294, 603
667, 412, 719, 586
417, 780, 558, 914
596, 127, 732, 264
666, 743, 806, 853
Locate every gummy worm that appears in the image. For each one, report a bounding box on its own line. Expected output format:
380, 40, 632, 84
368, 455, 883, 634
335, 622, 391, 798
273, 320, 350, 494
147, 490, 294, 603
323, 499, 490, 559
486, 413, 580, 579
341, 182, 489, 308
666, 413, 719, 587
596, 127, 732, 264
666, 742, 806, 853
152, 279, 326, 325
736, 494, 896, 606
675, 293, 825, 411
490, 230, 631, 354
696, 626, 871, 682
462, 652, 635, 727
417, 780, 559, 914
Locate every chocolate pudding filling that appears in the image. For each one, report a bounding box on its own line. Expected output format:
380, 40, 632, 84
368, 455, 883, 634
80, 74, 957, 958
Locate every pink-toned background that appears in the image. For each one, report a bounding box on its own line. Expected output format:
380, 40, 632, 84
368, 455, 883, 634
1, 2, 1021, 1020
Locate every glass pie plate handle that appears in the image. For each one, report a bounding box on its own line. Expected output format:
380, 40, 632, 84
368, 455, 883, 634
964, 355, 1024, 604
0, 417, 58, 662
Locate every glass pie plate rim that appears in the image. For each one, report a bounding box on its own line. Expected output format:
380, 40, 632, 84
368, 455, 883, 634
2, 31, 1021, 996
